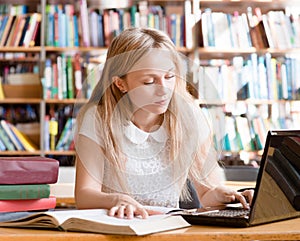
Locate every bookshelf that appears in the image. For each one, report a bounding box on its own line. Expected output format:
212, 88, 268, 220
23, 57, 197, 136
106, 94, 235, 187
1, 0, 299, 169
194, 0, 300, 165
0, 0, 199, 166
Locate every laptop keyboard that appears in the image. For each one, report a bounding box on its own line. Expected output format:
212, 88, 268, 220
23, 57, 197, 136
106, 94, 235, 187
198, 209, 250, 218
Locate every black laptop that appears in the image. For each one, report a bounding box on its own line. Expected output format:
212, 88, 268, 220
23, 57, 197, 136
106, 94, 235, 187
180, 130, 300, 227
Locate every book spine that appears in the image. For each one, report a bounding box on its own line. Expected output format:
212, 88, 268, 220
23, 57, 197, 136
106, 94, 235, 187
66, 56, 74, 98
0, 157, 59, 185
23, 13, 41, 47
0, 196, 56, 212
8, 123, 38, 152
0, 120, 24, 151
0, 184, 50, 200
80, 0, 90, 47
0, 124, 16, 151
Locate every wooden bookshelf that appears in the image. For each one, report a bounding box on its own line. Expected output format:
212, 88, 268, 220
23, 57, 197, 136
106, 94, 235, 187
0, 0, 299, 165
192, 0, 300, 161
0, 98, 41, 104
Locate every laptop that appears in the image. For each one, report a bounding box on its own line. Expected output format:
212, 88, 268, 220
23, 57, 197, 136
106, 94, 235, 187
179, 130, 300, 227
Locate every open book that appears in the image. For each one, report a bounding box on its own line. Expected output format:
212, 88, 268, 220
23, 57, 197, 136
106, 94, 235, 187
0, 208, 190, 236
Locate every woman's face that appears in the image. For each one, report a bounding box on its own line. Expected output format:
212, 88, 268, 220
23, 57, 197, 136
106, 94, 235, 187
123, 51, 176, 115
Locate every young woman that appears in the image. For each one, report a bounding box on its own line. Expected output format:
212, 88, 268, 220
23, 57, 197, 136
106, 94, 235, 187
74, 27, 253, 219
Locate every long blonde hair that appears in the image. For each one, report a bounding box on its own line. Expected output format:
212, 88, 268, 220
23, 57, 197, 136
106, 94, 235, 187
75, 27, 219, 201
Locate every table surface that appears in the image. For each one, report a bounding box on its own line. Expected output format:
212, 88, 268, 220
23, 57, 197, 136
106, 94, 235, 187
0, 217, 300, 241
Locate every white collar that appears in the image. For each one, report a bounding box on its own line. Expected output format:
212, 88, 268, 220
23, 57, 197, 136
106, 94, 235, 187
124, 121, 168, 144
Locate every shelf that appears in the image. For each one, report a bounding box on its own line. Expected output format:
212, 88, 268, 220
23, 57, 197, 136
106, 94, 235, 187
44, 150, 76, 156
44, 46, 108, 55
44, 99, 88, 104
0, 47, 41, 52
0, 98, 41, 104
0, 151, 42, 156
197, 99, 300, 106
198, 0, 300, 12
198, 47, 257, 59
197, 47, 300, 59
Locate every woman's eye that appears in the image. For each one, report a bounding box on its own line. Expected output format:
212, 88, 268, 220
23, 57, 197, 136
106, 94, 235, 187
144, 80, 155, 85
165, 75, 175, 80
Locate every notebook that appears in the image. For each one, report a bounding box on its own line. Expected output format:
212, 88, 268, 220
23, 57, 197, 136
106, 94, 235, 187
180, 130, 300, 227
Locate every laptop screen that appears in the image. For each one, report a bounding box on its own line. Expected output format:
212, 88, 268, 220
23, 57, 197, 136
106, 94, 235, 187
249, 130, 300, 225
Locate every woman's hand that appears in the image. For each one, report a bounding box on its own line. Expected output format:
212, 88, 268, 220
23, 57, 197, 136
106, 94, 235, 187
108, 194, 161, 219
213, 186, 254, 209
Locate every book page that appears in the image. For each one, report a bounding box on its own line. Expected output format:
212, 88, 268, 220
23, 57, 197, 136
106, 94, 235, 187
46, 208, 172, 226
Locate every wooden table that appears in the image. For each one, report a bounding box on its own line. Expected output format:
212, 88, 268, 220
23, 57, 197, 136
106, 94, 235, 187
0, 217, 300, 241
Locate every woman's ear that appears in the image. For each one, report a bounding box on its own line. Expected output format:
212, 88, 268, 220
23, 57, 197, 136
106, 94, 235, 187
113, 76, 127, 93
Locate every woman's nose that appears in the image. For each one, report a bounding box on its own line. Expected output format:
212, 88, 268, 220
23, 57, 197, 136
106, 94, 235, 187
155, 78, 169, 95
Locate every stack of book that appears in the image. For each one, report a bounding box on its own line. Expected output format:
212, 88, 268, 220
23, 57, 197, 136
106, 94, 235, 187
0, 156, 59, 212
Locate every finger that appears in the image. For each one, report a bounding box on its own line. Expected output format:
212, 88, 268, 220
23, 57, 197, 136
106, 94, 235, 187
125, 205, 134, 219
235, 193, 250, 209
135, 207, 149, 219
108, 206, 119, 217
242, 190, 254, 205
146, 209, 164, 216
116, 205, 126, 218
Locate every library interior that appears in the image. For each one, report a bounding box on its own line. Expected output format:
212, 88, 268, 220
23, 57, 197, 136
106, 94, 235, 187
0, 0, 300, 240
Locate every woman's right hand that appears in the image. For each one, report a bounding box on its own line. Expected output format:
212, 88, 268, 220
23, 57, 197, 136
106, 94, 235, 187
108, 194, 160, 219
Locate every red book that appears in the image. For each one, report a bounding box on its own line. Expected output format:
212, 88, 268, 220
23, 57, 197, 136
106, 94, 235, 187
0, 196, 56, 212
0, 156, 59, 184
29, 18, 41, 47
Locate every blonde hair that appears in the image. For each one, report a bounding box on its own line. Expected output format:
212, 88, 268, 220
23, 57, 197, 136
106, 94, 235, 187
75, 27, 219, 201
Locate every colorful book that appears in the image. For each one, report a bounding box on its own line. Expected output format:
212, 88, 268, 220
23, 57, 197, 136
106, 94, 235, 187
0, 184, 50, 200
0, 196, 56, 212
5, 15, 22, 47
66, 56, 74, 98
13, 16, 26, 46
80, 0, 90, 47
0, 15, 16, 47
0, 120, 24, 151
8, 123, 38, 152
17, 15, 31, 46
0, 157, 59, 185
0, 124, 15, 151
22, 13, 42, 47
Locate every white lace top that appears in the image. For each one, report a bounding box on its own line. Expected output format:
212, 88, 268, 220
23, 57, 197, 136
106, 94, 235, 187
78, 106, 192, 208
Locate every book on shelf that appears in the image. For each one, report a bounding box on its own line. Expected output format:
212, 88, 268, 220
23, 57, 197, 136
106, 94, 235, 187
0, 196, 56, 212
0, 156, 59, 185
80, 0, 90, 47
17, 15, 31, 46
66, 56, 74, 98
0, 120, 24, 151
5, 15, 22, 47
0, 16, 9, 44
0, 208, 190, 236
0, 184, 50, 200
0, 123, 15, 151
12, 15, 26, 47
55, 117, 75, 151
4, 122, 38, 152
22, 13, 42, 47
0, 138, 6, 151
235, 116, 253, 151
0, 15, 16, 47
